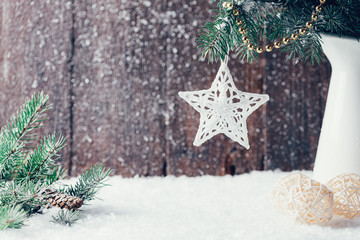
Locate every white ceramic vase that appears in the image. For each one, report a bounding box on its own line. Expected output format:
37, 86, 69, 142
313, 35, 360, 184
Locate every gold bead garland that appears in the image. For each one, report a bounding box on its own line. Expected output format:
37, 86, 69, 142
274, 41, 281, 48
242, 36, 249, 43
282, 37, 290, 44
265, 45, 273, 52
247, 43, 255, 50
223, 0, 325, 54
256, 46, 263, 53
306, 21, 313, 29
291, 33, 298, 40
311, 14, 318, 21
236, 19, 243, 25
239, 27, 246, 34
299, 28, 307, 35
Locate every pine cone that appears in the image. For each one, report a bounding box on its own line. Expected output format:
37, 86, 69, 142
44, 189, 83, 210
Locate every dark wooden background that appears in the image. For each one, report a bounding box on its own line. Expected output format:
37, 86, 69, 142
0, 0, 331, 177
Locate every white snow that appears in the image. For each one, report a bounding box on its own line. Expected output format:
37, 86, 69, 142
1, 171, 360, 240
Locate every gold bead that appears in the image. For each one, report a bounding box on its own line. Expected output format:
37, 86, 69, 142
299, 28, 306, 35
306, 21, 313, 29
256, 46, 263, 53
236, 19, 243, 26
282, 37, 290, 44
233, 9, 239, 16
291, 33, 298, 40
265, 45, 273, 52
274, 41, 281, 48
311, 14, 318, 21
227, 2, 233, 9
247, 43, 255, 51
242, 36, 249, 43
222, 2, 228, 8
315, 5, 322, 12
319, 0, 325, 4
239, 27, 246, 34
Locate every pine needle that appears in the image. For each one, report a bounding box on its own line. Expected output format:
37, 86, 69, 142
0, 205, 28, 230
51, 209, 82, 226
63, 164, 111, 202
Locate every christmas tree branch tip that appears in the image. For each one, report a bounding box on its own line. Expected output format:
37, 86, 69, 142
63, 164, 112, 202
17, 133, 66, 183
51, 209, 82, 226
0, 205, 28, 230
0, 91, 51, 179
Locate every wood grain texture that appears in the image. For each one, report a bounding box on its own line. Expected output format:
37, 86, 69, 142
264, 52, 331, 171
0, 0, 72, 170
0, 0, 331, 177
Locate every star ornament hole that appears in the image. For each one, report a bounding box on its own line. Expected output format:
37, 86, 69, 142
178, 61, 269, 149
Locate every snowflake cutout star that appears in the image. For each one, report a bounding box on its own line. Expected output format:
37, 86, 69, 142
178, 61, 269, 149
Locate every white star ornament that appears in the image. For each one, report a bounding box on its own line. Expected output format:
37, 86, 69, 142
178, 61, 269, 149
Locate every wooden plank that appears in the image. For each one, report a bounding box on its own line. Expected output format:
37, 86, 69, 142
263, 52, 331, 171
0, 1, 331, 177
0, 0, 72, 171
164, 0, 268, 176
70, 1, 168, 176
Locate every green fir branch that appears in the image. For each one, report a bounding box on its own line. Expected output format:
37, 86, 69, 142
16, 134, 66, 183
1, 91, 50, 147
45, 166, 66, 185
0, 205, 28, 230
0, 181, 47, 214
198, 19, 232, 62
200, 0, 360, 64
0, 92, 51, 179
51, 209, 82, 226
64, 164, 111, 202
0, 92, 112, 230
0, 137, 23, 180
